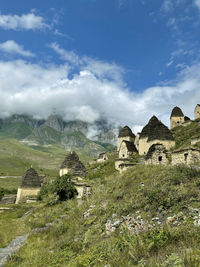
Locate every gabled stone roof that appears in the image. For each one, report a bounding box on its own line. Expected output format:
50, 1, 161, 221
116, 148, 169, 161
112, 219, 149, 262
118, 126, 135, 138
21, 168, 41, 188
140, 116, 174, 141
121, 140, 138, 153
170, 106, 184, 118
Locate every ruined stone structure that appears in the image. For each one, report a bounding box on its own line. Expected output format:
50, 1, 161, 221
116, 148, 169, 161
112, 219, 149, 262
139, 116, 175, 155
171, 148, 200, 165
119, 140, 138, 159
145, 144, 169, 165
97, 153, 108, 163
117, 126, 135, 151
170, 106, 185, 129
59, 151, 88, 177
16, 168, 42, 204
194, 104, 200, 120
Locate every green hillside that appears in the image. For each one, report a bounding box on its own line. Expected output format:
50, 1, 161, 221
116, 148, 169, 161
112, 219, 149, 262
0, 122, 33, 140
172, 119, 200, 150
2, 157, 200, 266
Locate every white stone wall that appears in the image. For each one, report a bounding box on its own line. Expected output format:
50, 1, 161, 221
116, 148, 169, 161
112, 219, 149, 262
134, 133, 140, 150
119, 142, 131, 159
195, 105, 200, 120
16, 187, 40, 204
170, 116, 185, 129
59, 168, 69, 177
97, 153, 108, 163
138, 138, 175, 155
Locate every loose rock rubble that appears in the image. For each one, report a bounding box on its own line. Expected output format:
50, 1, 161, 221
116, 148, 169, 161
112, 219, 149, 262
105, 214, 155, 235
83, 205, 95, 218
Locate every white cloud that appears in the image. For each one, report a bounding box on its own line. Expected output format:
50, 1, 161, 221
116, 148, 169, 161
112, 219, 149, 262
0, 54, 200, 133
194, 0, 200, 10
49, 42, 81, 65
0, 40, 35, 57
0, 12, 49, 30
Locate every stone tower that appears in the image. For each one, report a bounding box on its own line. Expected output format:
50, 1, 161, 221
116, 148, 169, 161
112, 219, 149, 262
194, 104, 200, 120
117, 126, 135, 151
170, 106, 185, 129
138, 116, 175, 155
16, 168, 42, 204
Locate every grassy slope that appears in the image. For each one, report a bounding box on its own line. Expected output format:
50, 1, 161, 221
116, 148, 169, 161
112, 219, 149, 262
0, 122, 32, 140
172, 119, 200, 150
4, 156, 200, 267
0, 139, 68, 176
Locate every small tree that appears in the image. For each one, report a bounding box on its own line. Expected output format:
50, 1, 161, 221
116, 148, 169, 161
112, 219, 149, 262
52, 174, 77, 201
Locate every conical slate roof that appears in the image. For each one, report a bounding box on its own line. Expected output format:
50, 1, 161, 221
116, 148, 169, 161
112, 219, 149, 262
140, 116, 174, 142
60, 151, 88, 177
60, 151, 80, 169
21, 168, 41, 188
170, 106, 184, 118
118, 126, 135, 138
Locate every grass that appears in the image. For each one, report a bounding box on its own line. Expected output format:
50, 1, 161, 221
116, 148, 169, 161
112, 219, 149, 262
0, 204, 33, 248
0, 177, 21, 191
172, 119, 200, 150
4, 158, 200, 266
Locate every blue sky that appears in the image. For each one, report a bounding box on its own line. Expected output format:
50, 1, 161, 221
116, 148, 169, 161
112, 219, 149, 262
0, 0, 200, 131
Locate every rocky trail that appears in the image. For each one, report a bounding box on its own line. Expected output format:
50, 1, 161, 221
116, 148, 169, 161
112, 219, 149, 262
0, 234, 28, 267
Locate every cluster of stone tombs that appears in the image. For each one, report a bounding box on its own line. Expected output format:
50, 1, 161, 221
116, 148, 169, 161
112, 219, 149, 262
7, 104, 200, 203
115, 105, 200, 172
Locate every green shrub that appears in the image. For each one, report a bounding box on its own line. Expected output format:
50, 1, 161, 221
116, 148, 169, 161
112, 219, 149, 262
51, 174, 77, 201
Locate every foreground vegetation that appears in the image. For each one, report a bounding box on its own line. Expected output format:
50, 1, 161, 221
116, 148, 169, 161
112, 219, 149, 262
1, 156, 200, 266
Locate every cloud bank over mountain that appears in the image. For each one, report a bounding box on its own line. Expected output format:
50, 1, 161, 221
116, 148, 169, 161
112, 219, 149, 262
0, 49, 199, 133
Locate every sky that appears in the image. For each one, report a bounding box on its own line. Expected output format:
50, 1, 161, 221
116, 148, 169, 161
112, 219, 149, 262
0, 0, 200, 132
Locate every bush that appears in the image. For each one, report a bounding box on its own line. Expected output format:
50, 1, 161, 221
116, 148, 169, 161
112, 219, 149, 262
51, 174, 78, 201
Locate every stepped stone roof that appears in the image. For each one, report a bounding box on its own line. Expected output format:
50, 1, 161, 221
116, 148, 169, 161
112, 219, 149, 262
118, 126, 135, 138
140, 116, 174, 141
60, 151, 88, 177
121, 140, 138, 153
170, 106, 184, 118
145, 143, 167, 160
21, 168, 41, 188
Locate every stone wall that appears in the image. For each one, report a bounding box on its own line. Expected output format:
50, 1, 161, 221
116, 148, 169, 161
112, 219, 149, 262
59, 167, 69, 176
195, 105, 200, 120
145, 150, 169, 165
97, 153, 108, 163
0, 195, 16, 204
115, 159, 130, 171
15, 188, 40, 204
134, 133, 140, 150
119, 142, 132, 159
138, 138, 175, 155
171, 149, 200, 165
170, 116, 185, 129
